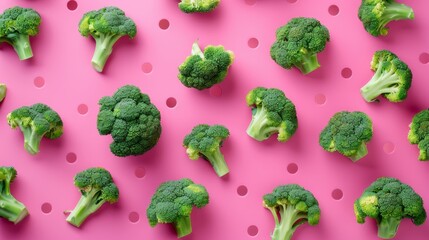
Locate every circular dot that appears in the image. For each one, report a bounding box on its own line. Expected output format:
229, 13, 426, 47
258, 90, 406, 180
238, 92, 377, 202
287, 0, 297, 3
315, 94, 327, 105
159, 19, 170, 30
341, 68, 352, 78
135, 167, 146, 178
67, 0, 78, 11
128, 212, 140, 223
332, 189, 343, 200
328, 5, 340, 16
245, 0, 256, 5
383, 142, 395, 154
237, 185, 248, 196
34, 76, 45, 88
66, 152, 77, 163
419, 53, 429, 64
141, 63, 153, 74
248, 38, 259, 49
77, 104, 88, 115
209, 85, 222, 97
287, 163, 298, 174
166, 97, 177, 108
41, 203, 52, 214
247, 225, 258, 237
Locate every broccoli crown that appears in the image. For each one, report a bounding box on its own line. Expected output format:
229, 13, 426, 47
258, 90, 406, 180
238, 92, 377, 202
97, 85, 162, 157
358, 0, 415, 36
270, 17, 330, 74
0, 6, 41, 38
179, 0, 220, 13
408, 109, 429, 161
178, 41, 234, 90
354, 177, 426, 239
74, 167, 119, 203
319, 111, 373, 161
0, 166, 28, 224
246, 87, 298, 142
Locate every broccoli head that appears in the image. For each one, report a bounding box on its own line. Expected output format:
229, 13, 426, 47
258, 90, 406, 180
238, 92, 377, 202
354, 177, 426, 239
270, 17, 330, 74
79, 6, 137, 72
360, 50, 412, 102
7, 103, 63, 155
263, 184, 320, 240
0, 6, 41, 60
408, 109, 429, 160
147, 178, 209, 238
0, 83, 6, 103
97, 85, 162, 157
179, 0, 220, 13
319, 111, 373, 161
246, 87, 298, 142
183, 124, 230, 177
0, 167, 29, 224
358, 0, 414, 37
66, 167, 119, 227
178, 41, 234, 90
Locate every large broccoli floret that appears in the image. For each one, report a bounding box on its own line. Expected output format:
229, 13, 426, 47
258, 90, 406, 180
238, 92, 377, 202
7, 103, 63, 155
246, 87, 298, 142
79, 6, 137, 72
360, 50, 412, 102
66, 167, 119, 227
0, 6, 41, 60
0, 167, 29, 224
147, 178, 209, 238
178, 41, 234, 90
354, 177, 426, 239
183, 124, 230, 177
179, 0, 220, 13
97, 85, 162, 157
263, 184, 320, 240
270, 17, 330, 74
319, 111, 373, 161
408, 109, 429, 161
358, 0, 414, 37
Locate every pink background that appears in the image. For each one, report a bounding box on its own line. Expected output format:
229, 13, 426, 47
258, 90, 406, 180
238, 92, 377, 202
0, 0, 428, 239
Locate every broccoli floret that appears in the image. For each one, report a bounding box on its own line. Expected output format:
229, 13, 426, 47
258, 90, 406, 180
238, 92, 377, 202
7, 103, 63, 155
178, 41, 234, 90
408, 109, 429, 161
0, 83, 6, 103
79, 6, 137, 72
263, 184, 320, 240
319, 111, 373, 161
354, 177, 426, 239
179, 0, 220, 13
0, 167, 29, 224
0, 6, 41, 60
66, 168, 119, 227
358, 0, 414, 37
360, 50, 412, 102
246, 87, 298, 142
270, 17, 330, 74
97, 85, 162, 157
183, 124, 230, 177
147, 178, 209, 238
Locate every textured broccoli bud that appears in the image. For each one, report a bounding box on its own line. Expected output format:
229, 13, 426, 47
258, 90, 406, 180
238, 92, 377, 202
0, 167, 29, 224
408, 109, 429, 161
0, 83, 6, 103
179, 0, 220, 13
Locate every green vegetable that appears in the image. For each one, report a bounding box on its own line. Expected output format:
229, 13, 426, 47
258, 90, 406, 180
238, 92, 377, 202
0, 83, 6, 102
147, 178, 209, 238
79, 7, 137, 72
66, 168, 119, 227
354, 177, 426, 239
0, 6, 41, 60
7, 103, 63, 155
408, 109, 429, 160
0, 167, 29, 224
179, 0, 220, 13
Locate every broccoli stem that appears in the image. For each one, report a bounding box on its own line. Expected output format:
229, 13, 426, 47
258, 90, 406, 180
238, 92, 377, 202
295, 53, 320, 74
247, 107, 279, 141
66, 191, 104, 227
1, 34, 34, 60
174, 215, 192, 238
271, 204, 305, 240
348, 142, 368, 162
203, 148, 229, 177
191, 41, 205, 59
92, 34, 122, 72
377, 218, 402, 239
19, 126, 43, 155
0, 194, 29, 224
360, 66, 400, 102
382, 2, 415, 24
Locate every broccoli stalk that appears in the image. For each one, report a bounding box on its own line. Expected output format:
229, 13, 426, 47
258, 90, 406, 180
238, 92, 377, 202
175, 215, 192, 238
377, 218, 402, 239
2, 34, 33, 60
247, 107, 288, 141
294, 51, 320, 75
66, 189, 107, 227
0, 167, 29, 224
268, 204, 308, 240
187, 146, 229, 177
361, 64, 400, 102
191, 41, 205, 59
18, 123, 44, 155
377, 2, 414, 29
92, 34, 122, 72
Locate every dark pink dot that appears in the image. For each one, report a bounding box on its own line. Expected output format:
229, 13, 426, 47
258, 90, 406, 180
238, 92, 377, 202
159, 19, 170, 30
247, 225, 258, 236
419, 53, 429, 64
41, 203, 52, 214
383, 142, 395, 154
135, 167, 146, 178
332, 189, 343, 200
245, 0, 256, 5
34, 76, 45, 88
287, 163, 298, 174
328, 5, 340, 16
315, 94, 327, 105
66, 152, 77, 163
128, 212, 140, 223
237, 185, 248, 196
78, 104, 88, 115
209, 85, 222, 97
67, 1, 78, 11
166, 97, 177, 108
341, 68, 352, 78
287, 0, 297, 3
142, 63, 153, 73
248, 38, 259, 48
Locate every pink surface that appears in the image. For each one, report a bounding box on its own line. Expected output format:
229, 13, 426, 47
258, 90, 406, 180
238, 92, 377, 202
0, 0, 428, 239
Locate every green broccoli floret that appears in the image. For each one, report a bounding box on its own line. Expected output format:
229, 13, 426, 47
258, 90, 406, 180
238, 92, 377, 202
97, 85, 162, 157
0, 6, 41, 60
354, 177, 426, 239
319, 111, 373, 161
66, 167, 119, 227
408, 109, 429, 161
360, 50, 412, 102
79, 6, 137, 72
0, 83, 6, 103
270, 17, 330, 74
179, 0, 220, 13
178, 41, 234, 90
358, 0, 414, 37
0, 167, 29, 224
246, 87, 298, 142
263, 184, 320, 240
147, 178, 209, 238
7, 103, 63, 155
183, 124, 230, 177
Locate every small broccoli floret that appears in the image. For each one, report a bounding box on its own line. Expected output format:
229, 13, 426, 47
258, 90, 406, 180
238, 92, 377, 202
178, 41, 234, 90
319, 111, 373, 161
7, 103, 63, 155
66, 168, 119, 227
354, 177, 426, 239
183, 124, 230, 177
147, 178, 209, 238
246, 87, 298, 142
270, 17, 330, 74
0, 83, 6, 103
263, 184, 320, 240
0, 6, 41, 60
408, 109, 429, 161
79, 6, 137, 72
358, 0, 414, 37
0, 167, 29, 224
178, 0, 220, 13
360, 50, 412, 102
